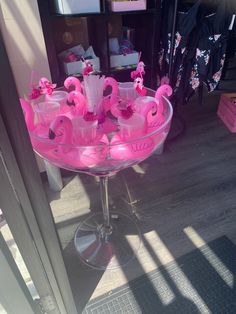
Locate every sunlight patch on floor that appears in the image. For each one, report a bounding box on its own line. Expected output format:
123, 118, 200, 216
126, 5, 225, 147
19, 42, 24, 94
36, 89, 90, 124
184, 226, 234, 288
132, 164, 146, 175
149, 232, 211, 313
49, 175, 91, 224
142, 233, 175, 305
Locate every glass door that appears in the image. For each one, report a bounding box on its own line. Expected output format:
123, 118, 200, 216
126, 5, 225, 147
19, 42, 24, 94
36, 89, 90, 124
0, 229, 39, 314
0, 30, 77, 314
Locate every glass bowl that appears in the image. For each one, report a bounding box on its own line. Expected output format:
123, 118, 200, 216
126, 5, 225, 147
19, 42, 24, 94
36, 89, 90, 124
27, 87, 173, 269
29, 88, 173, 177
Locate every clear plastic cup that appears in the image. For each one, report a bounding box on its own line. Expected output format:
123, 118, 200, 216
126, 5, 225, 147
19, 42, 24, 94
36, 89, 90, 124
134, 96, 157, 113
72, 116, 98, 144
118, 113, 145, 140
34, 101, 60, 126
46, 91, 68, 113
118, 82, 138, 101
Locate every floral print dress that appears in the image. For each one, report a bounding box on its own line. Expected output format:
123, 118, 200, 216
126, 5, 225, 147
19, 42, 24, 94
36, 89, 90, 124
186, 1, 232, 101
159, 0, 232, 105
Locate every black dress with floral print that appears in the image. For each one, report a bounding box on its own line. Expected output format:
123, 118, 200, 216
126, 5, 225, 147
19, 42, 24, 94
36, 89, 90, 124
159, 0, 232, 105
159, 0, 201, 87
186, 1, 232, 101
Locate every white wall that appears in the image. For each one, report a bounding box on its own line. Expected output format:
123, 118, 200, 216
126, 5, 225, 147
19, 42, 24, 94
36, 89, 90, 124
0, 0, 51, 172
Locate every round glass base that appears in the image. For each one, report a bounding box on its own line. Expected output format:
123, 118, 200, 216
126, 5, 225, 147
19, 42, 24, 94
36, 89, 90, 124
74, 212, 141, 270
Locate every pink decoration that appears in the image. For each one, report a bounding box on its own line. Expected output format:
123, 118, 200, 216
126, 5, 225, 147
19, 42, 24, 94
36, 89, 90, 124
160, 76, 170, 85
64, 52, 79, 63
48, 115, 108, 168
19, 98, 35, 131
84, 112, 98, 121
131, 61, 145, 80
134, 77, 147, 96
103, 77, 119, 117
29, 88, 41, 100
29, 77, 56, 99
39, 77, 57, 95
120, 105, 134, 119
64, 76, 82, 93
82, 60, 94, 76
155, 84, 173, 110
19, 98, 55, 152
140, 84, 173, 130
22, 72, 173, 175
110, 133, 154, 160
67, 90, 87, 116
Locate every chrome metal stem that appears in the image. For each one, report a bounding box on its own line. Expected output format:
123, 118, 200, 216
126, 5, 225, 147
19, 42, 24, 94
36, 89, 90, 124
99, 176, 112, 237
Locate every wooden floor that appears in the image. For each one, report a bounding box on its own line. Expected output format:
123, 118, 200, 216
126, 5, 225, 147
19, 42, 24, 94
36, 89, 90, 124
45, 90, 236, 312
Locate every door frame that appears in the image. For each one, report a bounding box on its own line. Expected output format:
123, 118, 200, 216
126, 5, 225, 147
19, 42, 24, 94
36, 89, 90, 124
0, 28, 77, 314
0, 232, 40, 314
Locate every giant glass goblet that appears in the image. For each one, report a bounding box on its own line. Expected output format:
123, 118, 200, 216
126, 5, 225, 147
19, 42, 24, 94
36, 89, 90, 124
27, 88, 173, 269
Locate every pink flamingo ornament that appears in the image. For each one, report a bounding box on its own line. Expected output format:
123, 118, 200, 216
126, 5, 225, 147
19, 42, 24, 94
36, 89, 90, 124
103, 79, 135, 120
82, 60, 93, 76
134, 77, 147, 96
48, 115, 108, 169
67, 91, 87, 116
38, 77, 56, 95
49, 115, 73, 152
155, 84, 173, 108
103, 77, 119, 117
131, 61, 145, 80
140, 99, 163, 129
140, 85, 172, 128
64, 76, 82, 93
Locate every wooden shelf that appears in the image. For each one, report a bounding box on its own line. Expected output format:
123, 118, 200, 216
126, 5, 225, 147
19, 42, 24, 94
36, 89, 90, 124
51, 12, 106, 18
37, 0, 161, 89
51, 8, 156, 18
107, 8, 156, 16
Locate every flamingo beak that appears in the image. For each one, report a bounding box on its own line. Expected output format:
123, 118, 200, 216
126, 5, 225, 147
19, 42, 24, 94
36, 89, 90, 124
152, 109, 157, 116
67, 99, 75, 106
49, 128, 56, 139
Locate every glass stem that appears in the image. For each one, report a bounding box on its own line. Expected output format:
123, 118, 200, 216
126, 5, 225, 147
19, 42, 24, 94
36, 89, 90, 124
100, 176, 111, 231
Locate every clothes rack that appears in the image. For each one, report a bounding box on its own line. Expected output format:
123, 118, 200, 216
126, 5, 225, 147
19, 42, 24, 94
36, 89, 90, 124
166, 0, 186, 142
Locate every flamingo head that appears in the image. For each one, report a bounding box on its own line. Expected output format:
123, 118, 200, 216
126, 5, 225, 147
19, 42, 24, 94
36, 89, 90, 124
156, 84, 173, 98
104, 77, 118, 94
137, 61, 145, 69
49, 115, 72, 140
140, 100, 157, 117
67, 91, 77, 104
134, 77, 143, 88
64, 76, 81, 92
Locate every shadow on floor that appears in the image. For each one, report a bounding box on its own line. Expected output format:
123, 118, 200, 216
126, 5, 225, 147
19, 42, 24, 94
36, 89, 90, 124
83, 235, 236, 314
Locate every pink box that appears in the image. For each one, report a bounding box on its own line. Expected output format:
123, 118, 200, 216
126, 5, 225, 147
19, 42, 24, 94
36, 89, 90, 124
110, 0, 146, 12
220, 93, 236, 114
217, 97, 236, 133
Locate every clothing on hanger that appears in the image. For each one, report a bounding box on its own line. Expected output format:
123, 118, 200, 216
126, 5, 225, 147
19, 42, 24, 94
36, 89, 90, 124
186, 0, 232, 100
159, 0, 233, 105
159, 0, 202, 104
